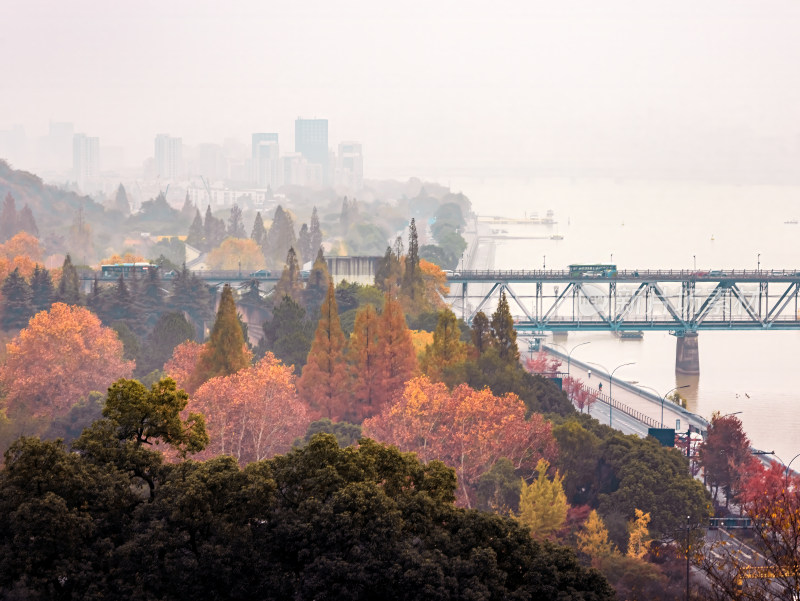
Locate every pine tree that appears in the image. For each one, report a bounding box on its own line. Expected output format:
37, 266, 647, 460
298, 280, 349, 420
577, 510, 616, 558
139, 266, 166, 325
491, 291, 518, 363
420, 308, 468, 381
266, 205, 296, 267
190, 284, 250, 391
471, 311, 492, 354
228, 203, 246, 238
0, 192, 18, 242
29, 264, 54, 314
274, 247, 304, 306
56, 254, 82, 305
516, 458, 568, 539
309, 206, 323, 255
374, 294, 417, 410
304, 248, 329, 317
375, 246, 402, 292
186, 208, 205, 249
401, 219, 424, 301
258, 294, 312, 369
181, 191, 195, 220
250, 212, 267, 248
114, 183, 130, 215
1, 268, 34, 329
626, 509, 652, 560
168, 264, 214, 333
296, 223, 311, 263
17, 205, 39, 238
346, 304, 382, 422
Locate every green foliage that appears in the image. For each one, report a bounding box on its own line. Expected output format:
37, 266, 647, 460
264, 205, 296, 268
29, 264, 54, 314
112, 321, 142, 363
1, 267, 33, 329
42, 391, 105, 445
56, 253, 82, 305
137, 311, 195, 376
475, 457, 522, 513
257, 294, 312, 370
490, 291, 518, 362
295, 418, 362, 448
345, 222, 389, 255
168, 264, 215, 335
150, 236, 186, 266
471, 310, 492, 353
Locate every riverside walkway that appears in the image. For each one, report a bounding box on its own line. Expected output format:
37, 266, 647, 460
542, 346, 710, 438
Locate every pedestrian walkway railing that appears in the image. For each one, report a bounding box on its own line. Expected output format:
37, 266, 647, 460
587, 389, 662, 429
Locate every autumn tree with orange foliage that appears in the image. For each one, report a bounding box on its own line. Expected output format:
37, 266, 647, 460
298, 280, 349, 419
0, 231, 43, 262
206, 238, 265, 271
100, 252, 145, 265
164, 340, 205, 390
345, 304, 381, 422
419, 258, 448, 311
190, 353, 311, 464
363, 375, 557, 506
374, 293, 418, 410
0, 303, 134, 419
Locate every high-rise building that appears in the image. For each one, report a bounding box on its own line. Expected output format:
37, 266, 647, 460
154, 134, 183, 180
72, 133, 100, 190
251, 133, 280, 187
295, 118, 328, 183
337, 141, 363, 189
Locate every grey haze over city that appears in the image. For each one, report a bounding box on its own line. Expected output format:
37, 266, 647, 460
2, 0, 800, 183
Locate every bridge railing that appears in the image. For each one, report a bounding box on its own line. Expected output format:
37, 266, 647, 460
589, 389, 662, 429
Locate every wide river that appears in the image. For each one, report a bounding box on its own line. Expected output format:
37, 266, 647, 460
447, 176, 800, 465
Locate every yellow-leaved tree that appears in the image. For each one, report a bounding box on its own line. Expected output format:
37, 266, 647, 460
516, 458, 568, 538
577, 509, 616, 558
627, 508, 652, 560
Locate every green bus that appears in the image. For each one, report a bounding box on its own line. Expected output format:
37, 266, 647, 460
569, 264, 618, 278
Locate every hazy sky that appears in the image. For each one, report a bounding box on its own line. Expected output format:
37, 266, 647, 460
3, 0, 800, 179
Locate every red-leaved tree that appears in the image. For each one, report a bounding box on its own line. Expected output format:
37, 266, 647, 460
363, 375, 557, 507
164, 340, 204, 391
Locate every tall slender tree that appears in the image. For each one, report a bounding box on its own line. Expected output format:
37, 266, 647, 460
190, 284, 250, 391
304, 248, 329, 317
228, 203, 246, 238
491, 291, 518, 363
401, 219, 424, 304
29, 264, 54, 314
470, 311, 492, 354
56, 254, 82, 305
420, 309, 468, 381
374, 294, 417, 409
298, 280, 349, 419
309, 206, 323, 255
258, 295, 312, 369
250, 212, 267, 248
16, 205, 38, 237
274, 247, 303, 306
180, 191, 195, 220
265, 205, 296, 267
1, 268, 33, 329
346, 304, 382, 422
114, 184, 130, 215
0, 192, 18, 242
296, 223, 311, 263
186, 208, 205, 248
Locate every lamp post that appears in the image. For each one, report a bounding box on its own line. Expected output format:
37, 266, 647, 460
639, 384, 691, 428
784, 452, 800, 487
757, 253, 761, 273
587, 360, 636, 428
543, 255, 546, 270
548, 341, 590, 379
693, 255, 696, 271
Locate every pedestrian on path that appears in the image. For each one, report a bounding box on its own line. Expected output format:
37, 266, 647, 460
588, 369, 591, 379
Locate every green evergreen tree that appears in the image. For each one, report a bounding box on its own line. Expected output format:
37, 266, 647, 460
138, 267, 166, 326
168, 264, 214, 337
56, 253, 82, 305
258, 294, 312, 369
265, 205, 296, 267
470, 311, 492, 354
296, 223, 311, 264
228, 203, 246, 238
29, 264, 54, 314
304, 248, 329, 317
309, 206, 323, 255
340, 196, 351, 234
17, 204, 38, 237
491, 291, 518, 363
274, 247, 304, 306
1, 268, 33, 329
0, 192, 17, 242
374, 245, 402, 292
186, 208, 205, 249
114, 183, 130, 215
250, 211, 267, 248
138, 312, 196, 376
190, 284, 250, 390
180, 191, 195, 220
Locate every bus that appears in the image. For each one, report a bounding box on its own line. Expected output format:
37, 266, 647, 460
568, 264, 618, 278
100, 262, 158, 278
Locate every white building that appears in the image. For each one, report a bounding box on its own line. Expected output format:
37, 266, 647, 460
72, 133, 100, 190
336, 141, 363, 190
154, 134, 183, 180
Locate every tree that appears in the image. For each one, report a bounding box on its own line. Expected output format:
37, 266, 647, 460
363, 375, 558, 507
0, 231, 42, 262
345, 304, 382, 422
420, 308, 468, 381
374, 294, 417, 409
17, 204, 39, 237
250, 211, 267, 248
29, 265, 54, 314
577, 509, 616, 558
471, 310, 492, 354
190, 284, 251, 391
265, 205, 296, 267
273, 247, 303, 305
374, 245, 402, 292
308, 206, 323, 255
138, 312, 195, 376
475, 457, 523, 513
298, 280, 349, 420
296, 222, 311, 263
191, 353, 310, 463
206, 237, 265, 270
295, 418, 362, 448
517, 458, 569, 539
227, 203, 246, 238
114, 183, 130, 215
491, 291, 518, 362
626, 508, 651, 560
699, 411, 754, 507
180, 191, 195, 219
400, 218, 426, 313
1, 267, 33, 329
164, 340, 205, 389
56, 253, 82, 305
186, 208, 205, 248
0, 303, 133, 419
259, 294, 312, 370
0, 192, 17, 242
303, 248, 329, 316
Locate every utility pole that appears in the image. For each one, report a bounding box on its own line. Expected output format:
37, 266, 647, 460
686, 515, 690, 601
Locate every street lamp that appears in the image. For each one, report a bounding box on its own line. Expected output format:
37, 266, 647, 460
639, 384, 691, 428
693, 255, 696, 271
757, 253, 761, 272
548, 341, 590, 379
587, 360, 636, 428
784, 452, 800, 487
543, 255, 546, 270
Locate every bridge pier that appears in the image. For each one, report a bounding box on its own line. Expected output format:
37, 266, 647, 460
675, 332, 700, 375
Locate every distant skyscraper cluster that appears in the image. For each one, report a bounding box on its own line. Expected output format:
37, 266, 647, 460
72, 133, 100, 190
154, 134, 183, 181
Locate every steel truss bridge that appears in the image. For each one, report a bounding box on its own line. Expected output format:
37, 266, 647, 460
445, 269, 800, 333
